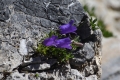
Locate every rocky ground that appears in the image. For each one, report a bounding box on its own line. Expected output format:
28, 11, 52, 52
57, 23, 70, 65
79, 0, 120, 80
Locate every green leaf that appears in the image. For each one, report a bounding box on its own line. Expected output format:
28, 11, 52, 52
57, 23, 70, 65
93, 18, 97, 24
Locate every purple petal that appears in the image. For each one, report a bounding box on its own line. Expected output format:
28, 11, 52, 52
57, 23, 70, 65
69, 20, 74, 25
42, 36, 57, 46
59, 20, 77, 34
55, 37, 72, 49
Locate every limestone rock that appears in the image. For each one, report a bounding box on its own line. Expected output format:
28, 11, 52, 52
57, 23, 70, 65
0, 0, 86, 72
5, 71, 28, 80
70, 42, 95, 67
0, 0, 102, 80
0, 73, 3, 80
21, 57, 57, 71
19, 39, 28, 55
86, 75, 98, 80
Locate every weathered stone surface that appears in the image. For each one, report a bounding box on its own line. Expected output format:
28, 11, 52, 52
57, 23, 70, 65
0, 0, 86, 72
86, 75, 98, 80
0, 50, 22, 72
0, 73, 3, 80
5, 71, 27, 80
19, 39, 28, 55
70, 43, 95, 67
0, 0, 102, 80
22, 57, 57, 71
5, 66, 85, 80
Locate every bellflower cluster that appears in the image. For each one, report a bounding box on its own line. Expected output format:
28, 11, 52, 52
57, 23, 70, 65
35, 20, 80, 63
42, 20, 77, 49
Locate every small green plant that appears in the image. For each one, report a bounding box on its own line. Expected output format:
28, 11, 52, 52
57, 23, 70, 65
84, 5, 113, 37
89, 17, 98, 30
34, 20, 83, 63
35, 43, 74, 62
34, 73, 39, 78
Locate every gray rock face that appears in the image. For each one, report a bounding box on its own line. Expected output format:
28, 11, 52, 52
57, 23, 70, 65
5, 68, 85, 80
0, 73, 3, 80
22, 57, 57, 71
86, 75, 98, 80
0, 0, 102, 80
70, 43, 95, 66
0, 0, 86, 72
